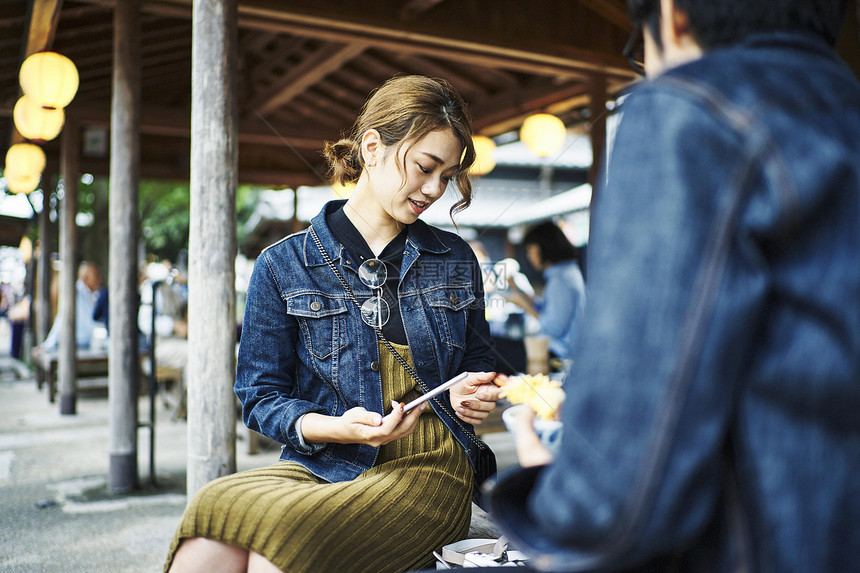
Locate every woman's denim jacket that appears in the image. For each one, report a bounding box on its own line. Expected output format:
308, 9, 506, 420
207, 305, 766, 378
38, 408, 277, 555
235, 200, 496, 491
489, 33, 860, 571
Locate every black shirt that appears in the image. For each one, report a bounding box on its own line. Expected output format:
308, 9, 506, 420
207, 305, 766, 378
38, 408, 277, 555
327, 206, 408, 345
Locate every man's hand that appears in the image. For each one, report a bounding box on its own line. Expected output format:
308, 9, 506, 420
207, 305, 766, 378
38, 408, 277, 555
513, 406, 554, 467
449, 372, 501, 425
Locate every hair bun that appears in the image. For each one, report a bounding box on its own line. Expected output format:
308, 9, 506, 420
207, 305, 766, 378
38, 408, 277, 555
323, 138, 362, 185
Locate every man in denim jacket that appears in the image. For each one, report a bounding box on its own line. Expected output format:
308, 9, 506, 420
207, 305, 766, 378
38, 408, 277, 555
488, 1, 860, 571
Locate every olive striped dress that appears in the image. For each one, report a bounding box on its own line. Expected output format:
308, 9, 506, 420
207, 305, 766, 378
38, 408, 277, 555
164, 342, 473, 572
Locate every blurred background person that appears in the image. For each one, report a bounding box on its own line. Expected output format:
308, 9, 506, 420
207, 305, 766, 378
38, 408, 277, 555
504, 221, 585, 370
39, 261, 104, 351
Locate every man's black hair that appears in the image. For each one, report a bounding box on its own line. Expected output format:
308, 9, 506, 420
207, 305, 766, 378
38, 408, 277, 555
626, 0, 849, 49
523, 222, 580, 266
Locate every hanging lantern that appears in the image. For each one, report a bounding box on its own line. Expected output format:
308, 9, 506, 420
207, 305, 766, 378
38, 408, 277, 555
18, 236, 33, 264
19, 51, 80, 110
469, 135, 497, 176
4, 170, 41, 194
5, 143, 46, 176
13, 95, 65, 142
520, 113, 566, 157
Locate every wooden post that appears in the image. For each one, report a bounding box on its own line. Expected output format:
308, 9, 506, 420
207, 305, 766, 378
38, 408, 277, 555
58, 122, 79, 415
108, 0, 141, 493
36, 169, 53, 347
187, 0, 238, 496
588, 75, 608, 196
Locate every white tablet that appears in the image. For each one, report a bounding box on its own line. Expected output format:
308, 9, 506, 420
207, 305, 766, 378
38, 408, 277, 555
402, 372, 468, 412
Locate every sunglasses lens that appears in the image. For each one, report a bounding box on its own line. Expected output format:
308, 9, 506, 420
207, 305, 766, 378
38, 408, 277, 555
361, 296, 390, 328
359, 259, 387, 288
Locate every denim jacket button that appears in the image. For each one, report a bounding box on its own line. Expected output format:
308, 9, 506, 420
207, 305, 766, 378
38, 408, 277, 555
310, 301, 322, 311
449, 293, 459, 305
371, 361, 380, 372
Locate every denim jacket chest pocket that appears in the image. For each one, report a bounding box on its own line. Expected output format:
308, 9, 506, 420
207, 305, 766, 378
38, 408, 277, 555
424, 286, 476, 349
284, 292, 349, 377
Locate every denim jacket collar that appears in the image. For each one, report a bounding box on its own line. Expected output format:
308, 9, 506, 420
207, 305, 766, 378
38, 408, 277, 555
304, 200, 452, 270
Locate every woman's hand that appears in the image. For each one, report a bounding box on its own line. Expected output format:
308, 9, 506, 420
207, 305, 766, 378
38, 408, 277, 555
513, 406, 554, 467
449, 372, 501, 425
301, 401, 426, 448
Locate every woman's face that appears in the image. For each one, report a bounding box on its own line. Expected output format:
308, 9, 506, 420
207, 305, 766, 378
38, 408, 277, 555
368, 128, 463, 225
526, 243, 543, 272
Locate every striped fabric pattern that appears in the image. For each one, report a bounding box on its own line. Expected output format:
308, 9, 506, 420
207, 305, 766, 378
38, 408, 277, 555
164, 342, 473, 572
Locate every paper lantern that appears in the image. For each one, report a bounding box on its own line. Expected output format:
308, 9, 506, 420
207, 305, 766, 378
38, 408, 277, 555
13, 95, 65, 142
5, 143, 46, 176
4, 171, 41, 194
520, 113, 566, 157
19, 51, 79, 110
470, 135, 496, 176
19, 236, 33, 264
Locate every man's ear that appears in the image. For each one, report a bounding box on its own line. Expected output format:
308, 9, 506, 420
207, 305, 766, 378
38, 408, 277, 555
660, 0, 695, 49
360, 129, 382, 167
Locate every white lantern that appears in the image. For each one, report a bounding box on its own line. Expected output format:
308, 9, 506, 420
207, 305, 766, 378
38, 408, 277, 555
19, 51, 80, 110
13, 95, 65, 142
520, 113, 566, 157
4, 170, 41, 194
470, 135, 497, 176
5, 143, 46, 176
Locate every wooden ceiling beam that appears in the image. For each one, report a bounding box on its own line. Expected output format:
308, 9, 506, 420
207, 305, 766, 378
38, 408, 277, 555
251, 41, 367, 116
247, 36, 309, 87
16, 104, 331, 149
232, 1, 634, 78
82, 0, 634, 79
577, 0, 632, 32
399, 0, 446, 22
469, 81, 590, 135
23, 0, 63, 57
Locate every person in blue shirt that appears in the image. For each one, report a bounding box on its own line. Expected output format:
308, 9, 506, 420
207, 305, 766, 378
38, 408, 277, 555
505, 221, 586, 365
485, 1, 860, 572
41, 261, 104, 351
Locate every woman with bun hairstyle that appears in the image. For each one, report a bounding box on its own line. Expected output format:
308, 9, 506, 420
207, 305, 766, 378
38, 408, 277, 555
165, 75, 501, 573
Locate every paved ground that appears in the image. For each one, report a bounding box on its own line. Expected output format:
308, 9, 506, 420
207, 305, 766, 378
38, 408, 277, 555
0, 321, 515, 573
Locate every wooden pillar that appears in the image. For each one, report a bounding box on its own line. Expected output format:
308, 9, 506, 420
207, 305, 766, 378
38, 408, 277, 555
36, 169, 53, 346
588, 75, 608, 198
108, 0, 141, 493
58, 121, 79, 415
187, 0, 238, 495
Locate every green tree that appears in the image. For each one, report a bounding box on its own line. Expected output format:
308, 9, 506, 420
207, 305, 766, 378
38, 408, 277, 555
139, 179, 191, 263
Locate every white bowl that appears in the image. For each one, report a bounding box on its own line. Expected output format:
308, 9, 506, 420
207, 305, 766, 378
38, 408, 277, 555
502, 404, 563, 456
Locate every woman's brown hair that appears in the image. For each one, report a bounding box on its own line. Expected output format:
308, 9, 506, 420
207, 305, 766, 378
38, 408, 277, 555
322, 75, 476, 217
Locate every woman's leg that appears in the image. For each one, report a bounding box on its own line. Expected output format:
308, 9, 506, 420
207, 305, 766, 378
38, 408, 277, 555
248, 550, 284, 572
168, 537, 248, 573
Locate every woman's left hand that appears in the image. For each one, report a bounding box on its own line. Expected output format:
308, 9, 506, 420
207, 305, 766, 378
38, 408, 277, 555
449, 372, 501, 425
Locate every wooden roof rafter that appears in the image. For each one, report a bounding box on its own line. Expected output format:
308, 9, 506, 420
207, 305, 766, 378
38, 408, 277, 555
3, 0, 648, 188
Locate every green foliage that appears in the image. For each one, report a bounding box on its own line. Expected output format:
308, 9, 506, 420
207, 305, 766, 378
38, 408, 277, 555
25, 175, 265, 271
139, 179, 191, 262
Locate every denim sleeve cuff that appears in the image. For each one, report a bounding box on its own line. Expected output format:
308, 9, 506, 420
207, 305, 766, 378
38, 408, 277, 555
279, 402, 329, 455
293, 414, 326, 455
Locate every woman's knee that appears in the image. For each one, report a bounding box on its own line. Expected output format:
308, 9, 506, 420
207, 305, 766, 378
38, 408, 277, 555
168, 537, 248, 573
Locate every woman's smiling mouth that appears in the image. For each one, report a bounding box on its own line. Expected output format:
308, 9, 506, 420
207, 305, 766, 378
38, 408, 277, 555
408, 198, 429, 214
